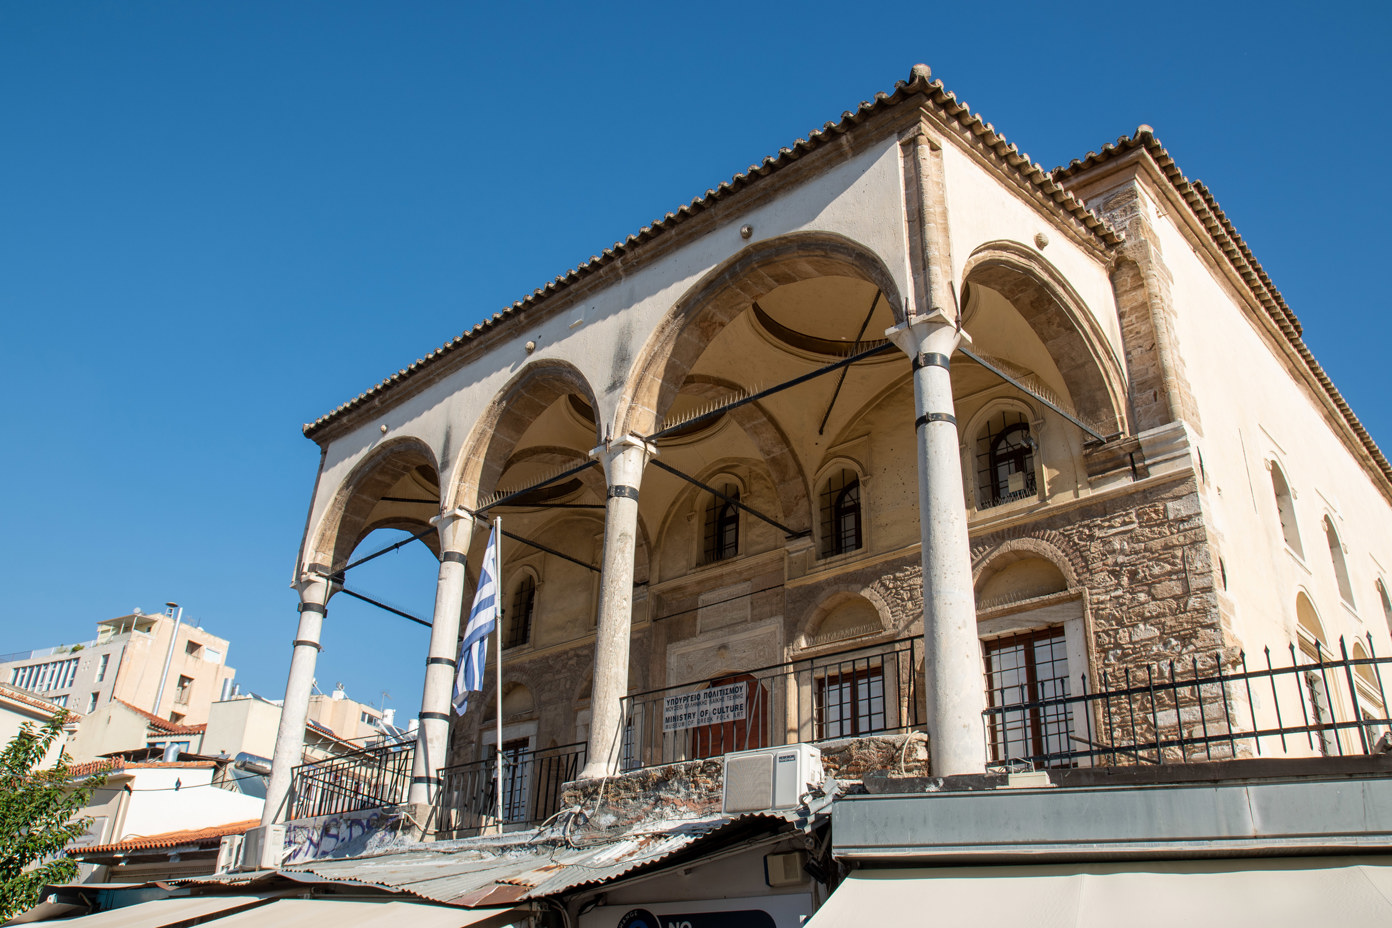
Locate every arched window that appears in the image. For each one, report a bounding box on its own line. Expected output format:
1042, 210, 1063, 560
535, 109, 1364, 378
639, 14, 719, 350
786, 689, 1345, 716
503, 574, 536, 649
1324, 516, 1355, 607
1270, 463, 1303, 556
976, 410, 1036, 509
819, 469, 862, 557
703, 483, 740, 563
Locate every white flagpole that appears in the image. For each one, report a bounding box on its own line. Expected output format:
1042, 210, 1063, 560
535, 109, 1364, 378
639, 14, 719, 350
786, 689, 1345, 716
493, 516, 504, 835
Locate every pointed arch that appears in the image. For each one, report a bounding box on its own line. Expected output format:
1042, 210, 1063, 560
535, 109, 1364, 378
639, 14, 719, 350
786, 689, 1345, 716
962, 240, 1129, 437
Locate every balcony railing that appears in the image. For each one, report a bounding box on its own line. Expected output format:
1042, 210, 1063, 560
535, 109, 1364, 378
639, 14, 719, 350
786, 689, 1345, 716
436, 742, 586, 837
621, 637, 923, 769
983, 636, 1392, 770
290, 741, 414, 820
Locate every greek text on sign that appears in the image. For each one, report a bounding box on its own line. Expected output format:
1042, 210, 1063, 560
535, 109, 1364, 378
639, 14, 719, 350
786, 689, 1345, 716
663, 682, 748, 732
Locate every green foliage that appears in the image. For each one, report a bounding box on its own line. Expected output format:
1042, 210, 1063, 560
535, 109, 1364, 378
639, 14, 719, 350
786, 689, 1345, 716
0, 713, 106, 921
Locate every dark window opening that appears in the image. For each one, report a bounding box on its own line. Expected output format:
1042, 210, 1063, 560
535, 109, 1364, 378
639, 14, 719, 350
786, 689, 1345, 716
819, 470, 862, 557
504, 575, 536, 650
703, 484, 740, 563
975, 411, 1037, 509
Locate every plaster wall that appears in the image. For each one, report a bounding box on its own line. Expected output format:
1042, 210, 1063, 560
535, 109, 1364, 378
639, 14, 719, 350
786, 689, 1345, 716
0, 695, 67, 766
203, 696, 282, 759
1145, 183, 1392, 658
117, 766, 263, 839
303, 137, 913, 568
938, 140, 1121, 360
67, 702, 152, 762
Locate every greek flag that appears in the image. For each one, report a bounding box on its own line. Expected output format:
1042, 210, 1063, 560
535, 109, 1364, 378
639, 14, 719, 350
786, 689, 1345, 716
453, 525, 498, 714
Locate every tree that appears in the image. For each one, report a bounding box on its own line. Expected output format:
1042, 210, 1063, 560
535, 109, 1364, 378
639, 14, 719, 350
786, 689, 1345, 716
0, 713, 106, 921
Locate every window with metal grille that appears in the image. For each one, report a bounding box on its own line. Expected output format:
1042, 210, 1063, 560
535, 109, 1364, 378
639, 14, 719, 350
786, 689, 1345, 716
983, 627, 1073, 767
504, 574, 536, 649
819, 470, 862, 557
703, 483, 740, 563
975, 410, 1037, 509
815, 665, 885, 739
499, 738, 530, 822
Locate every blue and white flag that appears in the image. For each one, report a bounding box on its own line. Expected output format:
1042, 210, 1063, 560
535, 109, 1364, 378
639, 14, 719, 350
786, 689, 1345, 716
453, 525, 499, 714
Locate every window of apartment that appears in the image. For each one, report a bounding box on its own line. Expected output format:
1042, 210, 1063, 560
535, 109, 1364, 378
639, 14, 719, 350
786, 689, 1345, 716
976, 410, 1037, 509
504, 574, 537, 650
175, 675, 194, 705
185, 641, 203, 659
50, 695, 67, 708
86, 692, 98, 713
818, 469, 862, 558
359, 711, 378, 727
703, 483, 740, 563
815, 666, 885, 739
1270, 463, 1303, 556
1324, 516, 1355, 607
95, 653, 109, 683
983, 627, 1073, 767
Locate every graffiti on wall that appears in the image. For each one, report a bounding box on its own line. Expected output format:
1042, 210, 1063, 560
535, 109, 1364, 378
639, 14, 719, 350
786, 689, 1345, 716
283, 808, 411, 864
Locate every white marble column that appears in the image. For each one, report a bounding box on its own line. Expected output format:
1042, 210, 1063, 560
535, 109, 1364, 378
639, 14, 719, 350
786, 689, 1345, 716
887, 311, 987, 776
263, 573, 332, 826
408, 508, 474, 807
579, 435, 655, 779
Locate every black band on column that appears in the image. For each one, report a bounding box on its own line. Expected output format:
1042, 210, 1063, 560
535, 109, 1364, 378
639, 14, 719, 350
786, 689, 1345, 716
441, 551, 468, 565
411, 775, 442, 786
912, 352, 951, 371
419, 711, 451, 722
292, 639, 322, 651
427, 656, 457, 668
915, 412, 957, 429
608, 485, 639, 501
298, 603, 327, 615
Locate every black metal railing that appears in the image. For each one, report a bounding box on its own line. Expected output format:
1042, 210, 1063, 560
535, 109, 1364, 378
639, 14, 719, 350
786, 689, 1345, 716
290, 741, 414, 819
436, 741, 586, 836
621, 637, 923, 769
983, 636, 1392, 770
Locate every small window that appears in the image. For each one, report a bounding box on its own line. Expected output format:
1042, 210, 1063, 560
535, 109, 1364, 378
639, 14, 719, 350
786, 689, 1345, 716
185, 641, 202, 658
504, 575, 536, 650
703, 483, 740, 563
175, 675, 194, 705
976, 411, 1037, 509
51, 695, 67, 708
1271, 464, 1303, 556
819, 470, 862, 557
360, 711, 378, 726
87, 692, 99, 713
1325, 516, 1355, 607
95, 653, 109, 683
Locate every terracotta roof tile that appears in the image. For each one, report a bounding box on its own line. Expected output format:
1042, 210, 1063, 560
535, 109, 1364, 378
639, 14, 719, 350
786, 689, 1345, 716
115, 699, 205, 735
303, 64, 1119, 440
68, 758, 121, 779
0, 683, 81, 719
70, 819, 258, 855
1054, 129, 1392, 490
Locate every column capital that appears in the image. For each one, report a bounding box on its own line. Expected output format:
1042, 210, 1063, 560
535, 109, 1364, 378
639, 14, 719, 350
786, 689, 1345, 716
886, 309, 972, 360
429, 507, 474, 552
591, 435, 657, 488
293, 572, 334, 599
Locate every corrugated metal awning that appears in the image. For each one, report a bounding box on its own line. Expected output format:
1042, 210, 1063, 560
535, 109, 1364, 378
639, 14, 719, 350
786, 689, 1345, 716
806, 857, 1392, 928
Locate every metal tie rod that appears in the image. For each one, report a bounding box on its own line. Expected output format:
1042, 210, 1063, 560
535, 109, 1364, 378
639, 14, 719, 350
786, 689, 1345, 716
648, 459, 805, 538
958, 346, 1107, 443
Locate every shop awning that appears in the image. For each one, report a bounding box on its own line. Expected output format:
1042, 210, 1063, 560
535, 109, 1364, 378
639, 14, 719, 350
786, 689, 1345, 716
24, 894, 268, 928
806, 857, 1392, 927
208, 899, 524, 928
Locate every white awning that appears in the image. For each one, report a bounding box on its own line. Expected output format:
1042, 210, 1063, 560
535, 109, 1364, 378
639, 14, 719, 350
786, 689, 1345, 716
806, 857, 1392, 928
24, 895, 266, 928
206, 899, 525, 928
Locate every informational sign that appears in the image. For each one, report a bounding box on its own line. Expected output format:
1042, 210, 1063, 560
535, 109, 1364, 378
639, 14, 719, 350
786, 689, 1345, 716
662, 682, 748, 732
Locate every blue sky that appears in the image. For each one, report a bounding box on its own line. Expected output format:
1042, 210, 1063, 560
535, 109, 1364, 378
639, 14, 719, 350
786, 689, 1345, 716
2, 2, 1389, 721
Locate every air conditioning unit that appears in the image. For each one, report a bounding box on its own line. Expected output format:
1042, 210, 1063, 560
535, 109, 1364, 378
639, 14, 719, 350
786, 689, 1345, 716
238, 824, 285, 871
722, 743, 822, 814
214, 834, 244, 873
